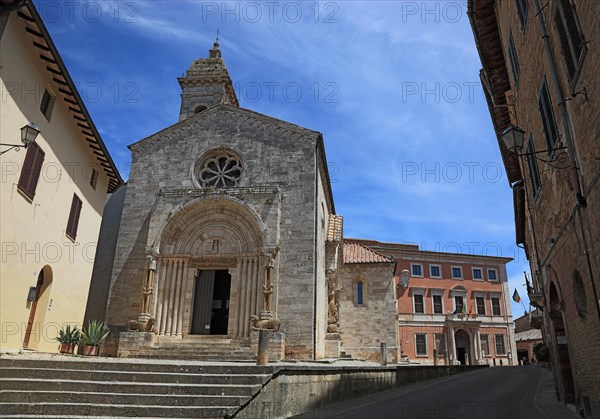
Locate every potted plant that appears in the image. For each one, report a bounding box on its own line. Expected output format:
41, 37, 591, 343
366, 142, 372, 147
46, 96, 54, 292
55, 324, 80, 354
80, 320, 109, 356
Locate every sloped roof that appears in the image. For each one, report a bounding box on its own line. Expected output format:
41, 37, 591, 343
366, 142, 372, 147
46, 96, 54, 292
343, 241, 393, 264
10, 2, 123, 191
128, 103, 321, 150
516, 329, 543, 342
326, 214, 343, 242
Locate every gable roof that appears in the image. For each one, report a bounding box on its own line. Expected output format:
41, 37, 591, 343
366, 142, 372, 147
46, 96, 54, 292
8, 1, 123, 191
128, 103, 321, 150
343, 241, 393, 264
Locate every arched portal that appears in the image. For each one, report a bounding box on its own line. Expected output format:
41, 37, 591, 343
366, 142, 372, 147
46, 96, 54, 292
549, 281, 575, 403
455, 329, 471, 365
23, 266, 53, 349
152, 198, 266, 339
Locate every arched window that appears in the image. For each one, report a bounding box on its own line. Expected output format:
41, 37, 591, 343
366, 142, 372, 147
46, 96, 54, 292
194, 105, 207, 114
357, 281, 364, 305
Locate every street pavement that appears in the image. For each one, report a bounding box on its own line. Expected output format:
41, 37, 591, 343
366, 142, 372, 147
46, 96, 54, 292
292, 366, 580, 419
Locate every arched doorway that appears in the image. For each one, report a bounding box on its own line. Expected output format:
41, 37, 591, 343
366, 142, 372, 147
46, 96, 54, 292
549, 282, 575, 403
23, 266, 53, 349
517, 349, 529, 364
455, 329, 471, 365
153, 198, 267, 339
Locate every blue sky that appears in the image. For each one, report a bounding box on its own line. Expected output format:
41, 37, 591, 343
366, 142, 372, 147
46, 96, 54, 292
36, 0, 532, 318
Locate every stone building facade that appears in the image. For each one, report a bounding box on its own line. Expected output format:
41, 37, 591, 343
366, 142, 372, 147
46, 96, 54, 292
101, 43, 397, 361
470, 0, 600, 416
514, 311, 544, 364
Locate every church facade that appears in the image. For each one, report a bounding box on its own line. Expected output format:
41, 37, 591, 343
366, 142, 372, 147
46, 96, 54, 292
100, 42, 400, 361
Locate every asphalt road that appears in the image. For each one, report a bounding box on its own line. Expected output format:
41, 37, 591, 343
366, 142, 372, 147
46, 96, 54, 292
292, 366, 580, 419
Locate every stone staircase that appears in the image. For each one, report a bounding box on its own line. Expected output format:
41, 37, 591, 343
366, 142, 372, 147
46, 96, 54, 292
130, 337, 256, 362
0, 356, 274, 418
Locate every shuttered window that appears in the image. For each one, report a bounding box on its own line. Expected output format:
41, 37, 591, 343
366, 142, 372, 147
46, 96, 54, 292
526, 136, 542, 196
555, 0, 586, 84
17, 142, 45, 200
90, 168, 99, 190
508, 32, 520, 88
515, 0, 528, 29
538, 78, 559, 153
66, 194, 83, 240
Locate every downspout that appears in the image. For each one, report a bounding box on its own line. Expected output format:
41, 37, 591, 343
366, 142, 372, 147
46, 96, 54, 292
313, 142, 319, 360
534, 0, 600, 323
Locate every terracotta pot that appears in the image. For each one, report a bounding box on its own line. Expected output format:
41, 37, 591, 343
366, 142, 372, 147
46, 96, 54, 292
82, 345, 99, 356
59, 343, 75, 354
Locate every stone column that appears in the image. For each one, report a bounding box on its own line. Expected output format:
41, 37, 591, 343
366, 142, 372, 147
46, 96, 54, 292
475, 330, 482, 364
448, 326, 458, 365
261, 254, 275, 320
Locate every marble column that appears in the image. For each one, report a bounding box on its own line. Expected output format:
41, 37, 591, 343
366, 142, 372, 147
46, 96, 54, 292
448, 326, 458, 364
155, 257, 189, 336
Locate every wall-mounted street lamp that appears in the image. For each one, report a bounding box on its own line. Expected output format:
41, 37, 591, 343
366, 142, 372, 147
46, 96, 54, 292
0, 123, 41, 156
501, 124, 569, 168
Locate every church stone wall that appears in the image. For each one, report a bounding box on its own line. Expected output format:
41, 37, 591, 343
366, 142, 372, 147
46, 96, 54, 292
339, 264, 399, 362
105, 106, 321, 359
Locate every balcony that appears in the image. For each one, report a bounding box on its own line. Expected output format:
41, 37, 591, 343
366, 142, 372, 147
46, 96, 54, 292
530, 310, 543, 329
528, 290, 544, 311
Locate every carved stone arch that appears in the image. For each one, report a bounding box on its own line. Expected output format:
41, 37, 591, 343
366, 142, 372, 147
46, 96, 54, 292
152, 194, 270, 252
150, 196, 270, 339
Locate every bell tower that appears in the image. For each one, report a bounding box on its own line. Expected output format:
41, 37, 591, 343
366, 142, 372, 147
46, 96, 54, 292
177, 40, 239, 122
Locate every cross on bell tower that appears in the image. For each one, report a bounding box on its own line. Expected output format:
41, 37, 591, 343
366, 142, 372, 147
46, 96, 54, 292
177, 34, 239, 122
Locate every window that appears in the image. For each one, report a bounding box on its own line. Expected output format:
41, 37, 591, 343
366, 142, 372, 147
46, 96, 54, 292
451, 266, 462, 279
430, 265, 441, 278
413, 293, 425, 314
432, 294, 443, 314
508, 32, 521, 87
434, 334, 446, 355
491, 297, 502, 316
515, 0, 528, 29
196, 150, 243, 189
481, 334, 490, 357
357, 281, 364, 305
40, 89, 56, 121
487, 268, 498, 281
526, 138, 542, 196
411, 263, 423, 277
415, 334, 427, 356
539, 78, 559, 153
472, 268, 483, 280
495, 334, 506, 355
90, 168, 99, 190
194, 105, 207, 113
17, 142, 45, 200
66, 194, 83, 240
555, 0, 587, 84
476, 296, 486, 315
454, 296, 464, 314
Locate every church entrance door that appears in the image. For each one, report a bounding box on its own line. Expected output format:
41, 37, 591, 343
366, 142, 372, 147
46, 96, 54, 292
191, 270, 231, 335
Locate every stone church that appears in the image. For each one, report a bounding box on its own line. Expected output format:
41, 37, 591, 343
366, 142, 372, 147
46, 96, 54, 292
96, 42, 398, 361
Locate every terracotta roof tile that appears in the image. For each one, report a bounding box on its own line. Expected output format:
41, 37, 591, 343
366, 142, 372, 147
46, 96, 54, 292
326, 214, 343, 242
343, 241, 393, 264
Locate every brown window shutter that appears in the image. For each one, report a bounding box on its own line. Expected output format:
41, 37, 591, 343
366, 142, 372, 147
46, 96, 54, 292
66, 194, 83, 240
17, 143, 45, 200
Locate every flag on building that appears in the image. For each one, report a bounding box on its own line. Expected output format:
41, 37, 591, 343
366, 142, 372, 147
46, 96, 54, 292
462, 302, 467, 314
513, 289, 521, 303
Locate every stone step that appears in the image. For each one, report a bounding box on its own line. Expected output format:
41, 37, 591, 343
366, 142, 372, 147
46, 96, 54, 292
0, 367, 270, 385
0, 378, 262, 397
0, 358, 273, 375
0, 402, 237, 418
0, 390, 250, 407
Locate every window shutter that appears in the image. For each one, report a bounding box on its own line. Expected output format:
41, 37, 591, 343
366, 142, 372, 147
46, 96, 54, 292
555, 0, 586, 83
66, 194, 83, 240
17, 143, 45, 200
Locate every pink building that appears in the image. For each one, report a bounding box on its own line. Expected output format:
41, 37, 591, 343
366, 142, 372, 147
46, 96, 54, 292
357, 240, 517, 366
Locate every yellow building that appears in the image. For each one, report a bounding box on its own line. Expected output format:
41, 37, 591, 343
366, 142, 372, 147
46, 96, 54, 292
0, 1, 122, 352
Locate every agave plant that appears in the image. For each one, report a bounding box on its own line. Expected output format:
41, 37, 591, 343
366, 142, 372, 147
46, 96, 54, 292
55, 324, 80, 344
80, 320, 110, 347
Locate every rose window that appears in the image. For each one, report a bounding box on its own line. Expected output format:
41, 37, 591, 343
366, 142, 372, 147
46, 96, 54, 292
198, 154, 242, 188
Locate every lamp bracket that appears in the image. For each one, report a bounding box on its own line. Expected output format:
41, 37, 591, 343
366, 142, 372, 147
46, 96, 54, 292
518, 146, 570, 169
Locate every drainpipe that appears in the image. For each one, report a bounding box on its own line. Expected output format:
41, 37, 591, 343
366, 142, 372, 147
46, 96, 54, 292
534, 0, 600, 324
